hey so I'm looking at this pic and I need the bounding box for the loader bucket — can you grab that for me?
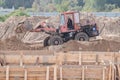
[15,21,33,33]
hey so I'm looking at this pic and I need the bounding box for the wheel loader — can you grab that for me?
[17,11,99,46]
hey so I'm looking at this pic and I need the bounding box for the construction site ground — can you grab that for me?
[0,36,119,52]
[0,13,120,80]
[0,13,120,52]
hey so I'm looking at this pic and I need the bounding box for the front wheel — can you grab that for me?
[44,36,50,47]
[48,36,63,46]
[75,32,89,41]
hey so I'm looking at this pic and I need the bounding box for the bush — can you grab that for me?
[104,4,116,12]
[112,8,120,12]
[0,9,29,22]
[0,16,6,22]
[8,9,29,17]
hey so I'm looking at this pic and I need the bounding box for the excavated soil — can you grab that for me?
[0,36,44,50]
[60,40,120,52]
[0,36,119,52]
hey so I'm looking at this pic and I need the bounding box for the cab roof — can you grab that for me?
[61,11,78,15]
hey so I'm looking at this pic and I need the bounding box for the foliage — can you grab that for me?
[105,4,116,12]
[56,1,70,12]
[112,8,120,12]
[82,0,107,12]
[0,9,29,22]
[0,0,4,6]
[3,0,34,9]
[1,0,120,12]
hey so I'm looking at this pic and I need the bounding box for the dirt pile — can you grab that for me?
[0,36,43,50]
[0,16,51,45]
[0,36,119,52]
[54,39,120,52]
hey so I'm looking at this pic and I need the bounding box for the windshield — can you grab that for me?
[74,12,80,23]
[60,14,65,25]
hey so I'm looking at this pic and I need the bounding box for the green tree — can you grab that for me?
[77,0,84,7]
[106,0,120,8]
[3,0,34,9]
[0,0,3,6]
[83,0,107,12]
[56,1,70,12]
[54,0,62,4]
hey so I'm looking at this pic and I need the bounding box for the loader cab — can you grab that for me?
[60,11,80,33]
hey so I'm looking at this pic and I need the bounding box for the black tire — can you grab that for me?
[48,36,63,45]
[44,36,50,47]
[75,32,89,41]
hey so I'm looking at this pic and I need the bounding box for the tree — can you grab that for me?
[0,0,3,6]
[3,0,34,9]
[54,0,62,4]
[83,0,107,12]
[56,1,70,12]
[77,0,84,7]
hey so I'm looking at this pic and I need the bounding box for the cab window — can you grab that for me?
[60,14,65,25]
[74,13,80,23]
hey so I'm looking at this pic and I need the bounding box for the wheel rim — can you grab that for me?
[54,40,60,45]
[79,37,85,41]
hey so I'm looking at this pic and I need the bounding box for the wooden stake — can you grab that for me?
[82,66,85,80]
[114,65,116,80]
[117,64,120,80]
[60,67,63,80]
[108,63,112,80]
[96,54,98,65]
[54,66,57,80]
[79,53,82,65]
[112,64,114,80]
[24,69,27,80]
[6,66,9,80]
[46,66,49,80]
[102,67,106,80]
[20,52,23,66]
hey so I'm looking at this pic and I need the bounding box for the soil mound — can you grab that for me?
[59,39,120,52]
[0,36,42,50]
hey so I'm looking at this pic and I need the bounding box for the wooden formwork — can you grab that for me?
[55,51,120,65]
[0,51,120,80]
[0,51,120,66]
[0,65,119,80]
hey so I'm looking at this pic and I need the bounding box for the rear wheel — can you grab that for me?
[49,36,63,45]
[44,36,50,47]
[75,32,89,41]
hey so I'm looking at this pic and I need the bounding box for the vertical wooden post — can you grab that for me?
[24,69,27,80]
[118,64,120,79]
[64,54,67,65]
[112,63,114,80]
[114,52,117,64]
[54,65,57,80]
[82,66,85,80]
[109,62,112,80]
[60,67,63,80]
[6,66,9,80]
[102,67,106,80]
[96,54,98,65]
[20,52,23,66]
[46,66,49,80]
[114,65,116,80]
[79,53,82,65]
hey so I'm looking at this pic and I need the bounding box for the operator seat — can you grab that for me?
[67,18,74,30]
